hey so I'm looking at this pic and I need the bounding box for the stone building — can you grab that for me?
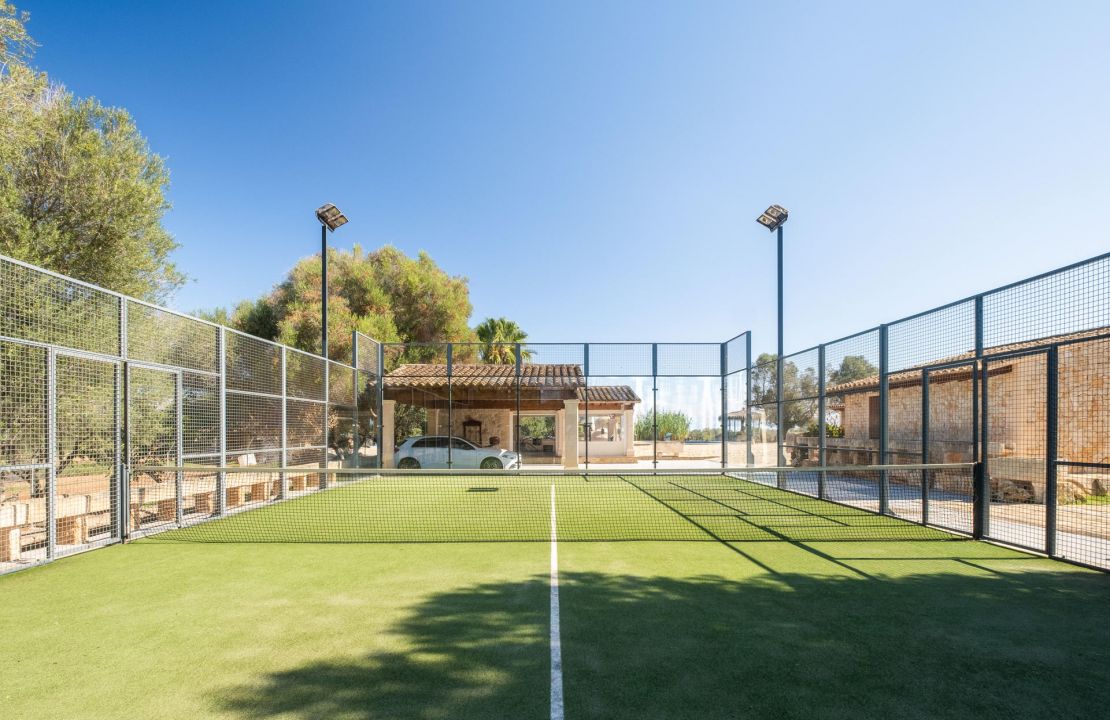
[818,330,1110,500]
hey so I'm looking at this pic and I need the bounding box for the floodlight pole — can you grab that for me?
[321,223,329,359]
[776,223,784,468]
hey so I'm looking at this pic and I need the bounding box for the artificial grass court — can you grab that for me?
[2,475,1109,719]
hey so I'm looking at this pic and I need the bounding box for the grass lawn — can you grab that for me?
[1,475,1108,719]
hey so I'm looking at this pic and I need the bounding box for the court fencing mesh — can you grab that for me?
[3,250,1110,572]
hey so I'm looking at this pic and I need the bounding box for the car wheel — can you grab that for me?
[480,457,503,470]
[397,457,420,469]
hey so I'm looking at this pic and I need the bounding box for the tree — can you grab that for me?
[1,1,33,70]
[634,409,692,441]
[208,245,475,363]
[195,298,280,341]
[749,353,819,433]
[828,355,877,386]
[474,317,533,364]
[0,3,184,302]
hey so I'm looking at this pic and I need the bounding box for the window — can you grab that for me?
[451,438,474,450]
[868,396,880,440]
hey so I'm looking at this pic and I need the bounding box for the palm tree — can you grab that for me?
[474,317,533,364]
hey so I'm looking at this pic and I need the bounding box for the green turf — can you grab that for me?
[1069,493,1110,505]
[558,541,1110,720]
[0,542,549,720]
[149,473,953,544]
[2,474,1108,719]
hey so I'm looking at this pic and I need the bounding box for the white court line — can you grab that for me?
[550,483,565,720]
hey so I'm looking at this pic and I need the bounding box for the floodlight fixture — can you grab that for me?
[316,203,349,232]
[755,203,790,467]
[315,203,349,359]
[756,204,788,232]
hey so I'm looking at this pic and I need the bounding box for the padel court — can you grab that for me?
[2,467,1108,720]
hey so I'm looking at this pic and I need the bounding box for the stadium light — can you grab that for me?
[757,204,788,468]
[315,203,348,358]
[756,204,788,232]
[316,203,348,231]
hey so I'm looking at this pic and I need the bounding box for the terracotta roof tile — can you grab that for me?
[576,386,640,403]
[825,325,1109,394]
[385,363,583,389]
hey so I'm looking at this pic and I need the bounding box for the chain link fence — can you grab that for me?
[0,255,377,573]
[3,250,1110,572]
[756,251,1110,569]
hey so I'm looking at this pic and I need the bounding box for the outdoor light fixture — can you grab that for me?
[315,203,349,231]
[315,203,348,360]
[756,203,789,468]
[756,204,788,232]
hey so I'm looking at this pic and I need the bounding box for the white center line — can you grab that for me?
[550,483,565,720]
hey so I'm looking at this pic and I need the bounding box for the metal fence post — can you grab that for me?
[1045,347,1059,557]
[817,343,826,499]
[776,354,784,469]
[745,332,754,466]
[972,360,990,540]
[720,342,728,468]
[515,343,523,461]
[321,351,329,489]
[117,297,127,542]
[446,343,453,468]
[978,357,989,538]
[46,348,57,560]
[583,343,590,470]
[651,343,658,470]
[217,327,227,516]
[351,331,360,468]
[120,363,131,541]
[279,347,288,498]
[878,324,889,514]
[974,295,985,534]
[175,372,184,527]
[376,342,385,469]
[921,370,930,526]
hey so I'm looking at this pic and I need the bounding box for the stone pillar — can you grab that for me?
[382,400,396,468]
[555,409,564,456]
[563,400,579,469]
[624,408,634,458]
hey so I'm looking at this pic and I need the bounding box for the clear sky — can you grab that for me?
[18,0,1110,359]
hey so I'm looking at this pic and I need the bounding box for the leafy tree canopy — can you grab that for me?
[203,245,477,363]
[0,2,183,302]
[474,317,532,364]
[828,355,878,385]
[748,352,877,432]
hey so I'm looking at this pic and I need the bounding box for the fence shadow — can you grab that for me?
[214,566,1110,720]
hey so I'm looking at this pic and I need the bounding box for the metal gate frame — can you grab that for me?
[49,348,124,558]
[123,362,184,539]
[980,347,1053,555]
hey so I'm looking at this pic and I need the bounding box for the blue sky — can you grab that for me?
[19,0,1110,359]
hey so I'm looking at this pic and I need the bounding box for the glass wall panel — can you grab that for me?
[382,344,450,470]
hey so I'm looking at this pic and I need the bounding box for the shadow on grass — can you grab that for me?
[215,564,1110,720]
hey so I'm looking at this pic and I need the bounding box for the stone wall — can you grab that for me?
[986,354,1046,459]
[843,375,975,454]
[428,409,513,449]
[1059,337,1110,465]
[842,393,870,441]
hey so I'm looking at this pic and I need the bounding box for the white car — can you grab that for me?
[394,436,521,470]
